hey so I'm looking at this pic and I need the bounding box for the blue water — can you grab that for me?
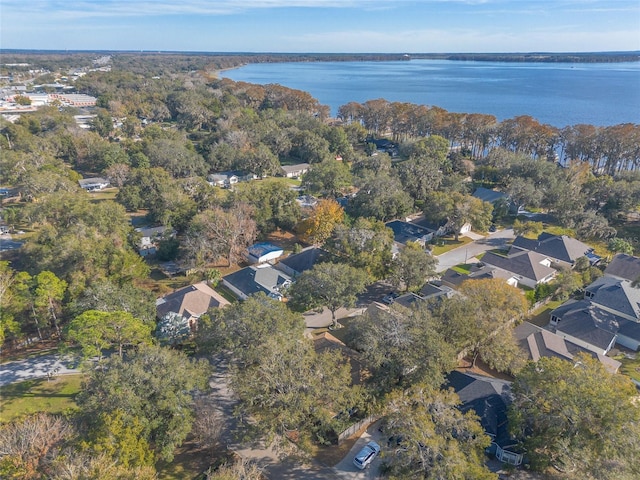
[221,60,640,127]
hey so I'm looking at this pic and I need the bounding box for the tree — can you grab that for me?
[0,413,72,480]
[346,303,457,392]
[348,173,414,222]
[302,159,352,198]
[182,205,257,268]
[390,241,438,292]
[77,345,210,462]
[205,458,263,480]
[509,354,640,479]
[32,271,67,337]
[296,199,344,245]
[382,384,496,480]
[328,218,394,280]
[608,237,634,255]
[425,192,493,241]
[288,262,369,329]
[197,293,305,365]
[436,279,528,371]
[65,310,153,359]
[512,219,543,237]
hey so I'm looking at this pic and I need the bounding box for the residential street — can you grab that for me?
[0,353,80,387]
[435,228,515,273]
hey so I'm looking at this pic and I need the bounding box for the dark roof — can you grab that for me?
[511,233,591,264]
[393,292,423,308]
[441,265,503,288]
[410,216,448,232]
[472,187,508,204]
[418,283,454,300]
[444,371,513,447]
[514,322,621,373]
[587,276,640,319]
[482,250,555,282]
[386,220,433,244]
[552,302,619,351]
[223,265,291,298]
[276,247,330,276]
[604,253,640,282]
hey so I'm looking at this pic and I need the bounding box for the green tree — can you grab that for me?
[425,192,493,241]
[512,219,543,237]
[328,218,394,280]
[608,237,634,254]
[302,159,352,198]
[32,271,67,337]
[436,279,527,371]
[288,262,369,329]
[390,241,438,292]
[348,173,414,221]
[65,310,153,359]
[346,303,457,392]
[509,354,640,479]
[77,345,210,462]
[382,384,496,480]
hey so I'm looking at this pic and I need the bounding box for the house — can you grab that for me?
[418,282,455,301]
[510,233,594,268]
[78,177,110,191]
[275,246,330,277]
[410,215,455,238]
[246,242,284,264]
[604,253,640,282]
[280,163,310,178]
[207,172,238,188]
[222,265,292,301]
[550,276,640,353]
[313,332,363,386]
[385,220,434,256]
[514,322,621,373]
[482,250,557,288]
[445,371,523,466]
[155,282,230,341]
[441,265,515,289]
[135,225,174,257]
[472,187,523,214]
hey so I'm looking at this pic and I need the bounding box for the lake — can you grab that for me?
[221,59,640,128]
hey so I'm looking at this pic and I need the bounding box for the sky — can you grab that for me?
[2,0,639,53]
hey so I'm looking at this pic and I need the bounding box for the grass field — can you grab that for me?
[431,236,473,256]
[0,374,83,423]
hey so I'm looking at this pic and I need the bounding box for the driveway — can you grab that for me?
[0,353,80,386]
[435,228,514,273]
[333,419,385,479]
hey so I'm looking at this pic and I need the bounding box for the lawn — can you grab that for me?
[451,264,472,274]
[527,300,562,327]
[0,374,83,423]
[613,352,640,383]
[430,236,473,256]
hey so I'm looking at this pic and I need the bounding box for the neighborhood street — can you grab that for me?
[0,353,80,387]
[435,228,515,273]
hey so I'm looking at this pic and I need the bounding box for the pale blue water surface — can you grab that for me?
[221,60,640,127]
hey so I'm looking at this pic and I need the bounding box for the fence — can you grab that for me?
[337,415,379,445]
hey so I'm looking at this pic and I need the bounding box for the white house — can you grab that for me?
[281,163,310,178]
[78,177,110,191]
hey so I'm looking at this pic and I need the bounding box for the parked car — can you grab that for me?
[353,441,381,470]
[489,224,497,232]
[381,291,400,305]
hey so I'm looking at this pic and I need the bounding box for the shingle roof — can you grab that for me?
[587,276,640,319]
[223,265,292,298]
[281,163,310,174]
[482,250,555,283]
[514,322,621,373]
[552,302,619,351]
[604,253,640,282]
[386,220,433,244]
[156,282,229,320]
[511,234,591,264]
[276,247,330,276]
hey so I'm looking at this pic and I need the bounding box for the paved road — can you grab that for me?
[435,228,515,273]
[0,353,80,386]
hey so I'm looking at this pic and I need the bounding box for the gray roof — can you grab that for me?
[511,233,592,264]
[78,177,109,187]
[276,247,330,276]
[418,282,454,300]
[223,265,292,298]
[281,163,310,174]
[482,250,555,283]
[156,282,229,320]
[552,302,619,351]
[604,253,640,282]
[472,187,508,204]
[587,276,640,319]
[514,322,621,373]
[386,220,433,244]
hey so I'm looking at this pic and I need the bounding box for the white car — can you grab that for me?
[353,440,381,470]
